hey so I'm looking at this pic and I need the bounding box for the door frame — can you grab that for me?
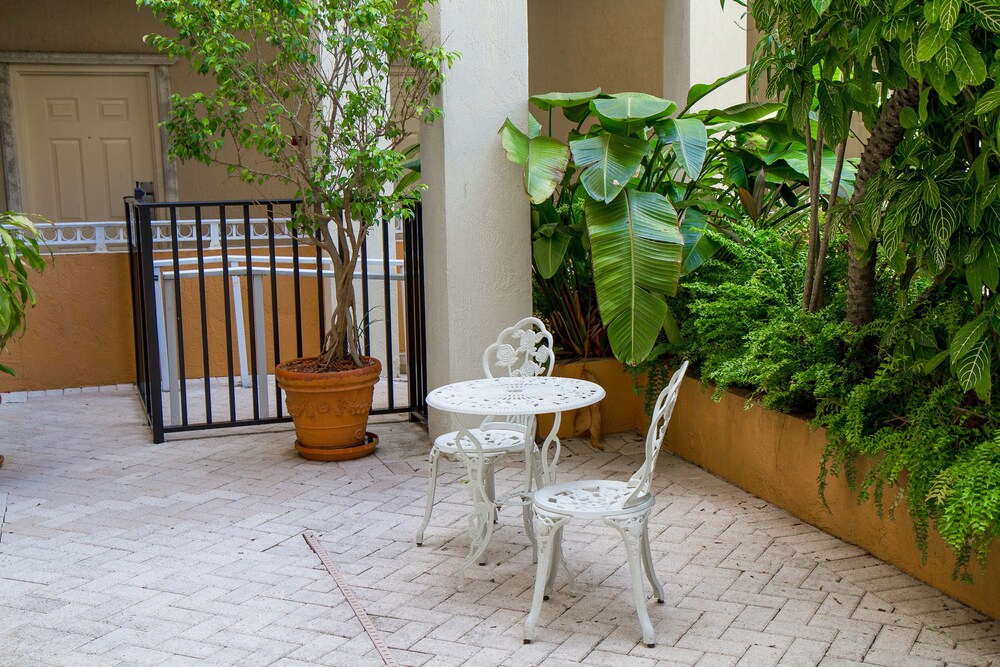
[0,53,176,214]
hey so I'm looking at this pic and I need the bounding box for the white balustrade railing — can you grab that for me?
[5,218,297,254]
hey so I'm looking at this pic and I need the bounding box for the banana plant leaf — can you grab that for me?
[655,118,708,180]
[679,208,720,276]
[499,119,571,204]
[570,133,649,204]
[585,189,683,365]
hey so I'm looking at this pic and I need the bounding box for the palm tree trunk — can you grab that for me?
[845,78,920,326]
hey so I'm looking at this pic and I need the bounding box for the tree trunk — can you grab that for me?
[845,78,920,326]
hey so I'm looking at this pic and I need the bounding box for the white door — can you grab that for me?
[12,66,162,222]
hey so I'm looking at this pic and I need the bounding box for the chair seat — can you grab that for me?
[532,479,653,519]
[433,428,528,455]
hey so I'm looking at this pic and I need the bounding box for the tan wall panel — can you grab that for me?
[0,253,135,390]
[0,251,326,392]
[528,0,663,95]
[528,0,663,138]
[667,377,1000,620]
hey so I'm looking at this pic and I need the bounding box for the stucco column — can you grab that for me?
[663,1,747,110]
[420,1,532,437]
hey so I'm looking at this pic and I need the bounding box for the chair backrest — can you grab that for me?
[624,360,689,507]
[482,316,555,379]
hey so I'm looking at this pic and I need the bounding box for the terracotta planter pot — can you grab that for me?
[275,356,381,461]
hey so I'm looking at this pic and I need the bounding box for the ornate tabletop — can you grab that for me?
[426,376,605,416]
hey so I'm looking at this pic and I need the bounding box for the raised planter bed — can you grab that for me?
[536,357,645,440]
[666,376,1000,620]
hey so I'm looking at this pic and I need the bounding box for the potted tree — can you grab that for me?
[0,212,48,468]
[142,0,456,460]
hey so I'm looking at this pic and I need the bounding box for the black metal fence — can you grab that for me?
[125,198,427,443]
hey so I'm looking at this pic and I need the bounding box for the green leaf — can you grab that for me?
[498,118,528,166]
[528,114,542,139]
[937,40,960,70]
[702,102,784,123]
[529,88,602,111]
[525,136,570,204]
[585,189,684,365]
[655,118,708,180]
[923,349,951,374]
[965,0,1000,32]
[685,66,750,110]
[592,92,676,124]
[939,0,961,29]
[680,209,720,275]
[953,39,988,86]
[532,228,572,279]
[662,305,681,344]
[975,87,1000,114]
[917,22,951,62]
[901,39,923,79]
[951,314,990,362]
[811,0,833,14]
[570,134,650,204]
[955,338,992,399]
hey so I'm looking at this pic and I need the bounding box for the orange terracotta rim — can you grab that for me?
[294,432,379,462]
[275,355,381,381]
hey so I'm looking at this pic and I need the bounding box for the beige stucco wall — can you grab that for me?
[528,0,664,97]
[0,0,289,204]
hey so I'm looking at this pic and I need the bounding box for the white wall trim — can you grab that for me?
[0,52,173,66]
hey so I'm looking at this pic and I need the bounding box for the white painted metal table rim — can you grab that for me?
[426,376,605,414]
[426,376,604,589]
[426,376,605,481]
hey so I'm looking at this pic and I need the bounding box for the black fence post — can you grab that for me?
[137,203,165,443]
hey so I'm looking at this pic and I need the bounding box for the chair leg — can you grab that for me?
[415,448,441,546]
[522,447,539,564]
[543,525,562,598]
[486,461,498,525]
[641,522,665,603]
[458,455,494,591]
[524,509,569,644]
[606,514,656,647]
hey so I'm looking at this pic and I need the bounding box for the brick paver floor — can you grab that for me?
[0,388,998,666]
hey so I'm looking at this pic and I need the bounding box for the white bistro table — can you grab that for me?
[426,376,605,588]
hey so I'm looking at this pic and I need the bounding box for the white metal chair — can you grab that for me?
[523,360,688,648]
[415,317,555,556]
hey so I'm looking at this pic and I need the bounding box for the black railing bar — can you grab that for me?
[169,206,189,427]
[267,203,283,418]
[138,204,166,442]
[219,206,238,422]
[194,205,213,424]
[124,202,143,392]
[360,224,371,357]
[243,203,262,421]
[291,201,303,359]
[417,205,428,414]
[380,215,394,409]
[316,239,326,351]
[403,210,417,416]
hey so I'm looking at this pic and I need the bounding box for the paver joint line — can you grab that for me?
[303,530,399,667]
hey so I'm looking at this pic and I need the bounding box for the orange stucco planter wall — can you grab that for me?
[0,252,324,392]
[536,358,646,438]
[667,376,1000,620]
[0,253,135,391]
